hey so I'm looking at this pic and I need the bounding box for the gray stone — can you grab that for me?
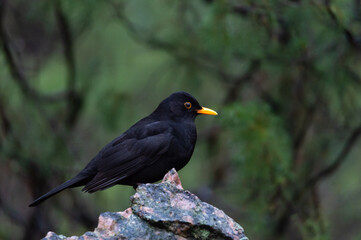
[43,169,248,240]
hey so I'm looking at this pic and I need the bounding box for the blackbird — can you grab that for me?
[29,91,217,207]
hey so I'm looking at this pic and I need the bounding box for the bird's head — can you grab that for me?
[153,91,218,121]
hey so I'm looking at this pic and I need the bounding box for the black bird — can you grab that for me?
[29,91,217,207]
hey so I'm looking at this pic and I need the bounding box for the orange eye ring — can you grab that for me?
[184,102,192,109]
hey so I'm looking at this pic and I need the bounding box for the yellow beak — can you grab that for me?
[197,107,218,115]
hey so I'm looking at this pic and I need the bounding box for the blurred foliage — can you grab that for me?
[223,102,292,201]
[0,0,361,240]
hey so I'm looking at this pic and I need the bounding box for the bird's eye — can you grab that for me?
[184,102,192,109]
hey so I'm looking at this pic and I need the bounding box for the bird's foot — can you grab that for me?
[133,183,141,190]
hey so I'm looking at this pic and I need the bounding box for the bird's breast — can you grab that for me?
[166,122,196,169]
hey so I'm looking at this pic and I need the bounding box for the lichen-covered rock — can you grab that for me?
[43,169,248,240]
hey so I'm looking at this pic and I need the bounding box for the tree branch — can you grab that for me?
[224,59,260,104]
[292,103,317,168]
[307,124,361,187]
[55,1,83,127]
[0,96,11,138]
[275,124,361,234]
[325,0,361,50]
[0,0,67,103]
[111,1,246,84]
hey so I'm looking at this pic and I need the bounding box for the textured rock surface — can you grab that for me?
[43,169,248,240]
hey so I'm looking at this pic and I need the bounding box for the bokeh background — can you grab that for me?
[1,0,361,239]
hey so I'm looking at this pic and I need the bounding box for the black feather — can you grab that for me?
[29,92,216,207]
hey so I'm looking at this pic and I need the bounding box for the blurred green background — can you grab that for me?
[1,0,361,239]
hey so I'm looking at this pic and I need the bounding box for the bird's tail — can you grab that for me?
[28,175,90,207]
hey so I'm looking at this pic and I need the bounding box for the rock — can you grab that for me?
[43,169,248,240]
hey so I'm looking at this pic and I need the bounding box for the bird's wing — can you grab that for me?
[82,121,172,193]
